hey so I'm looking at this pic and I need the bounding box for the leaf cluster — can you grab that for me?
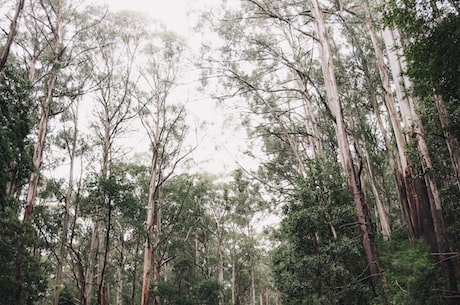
[374,237,443,305]
[272,157,371,305]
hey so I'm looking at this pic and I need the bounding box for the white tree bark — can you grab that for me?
[52,104,80,305]
[24,0,63,220]
[312,0,381,286]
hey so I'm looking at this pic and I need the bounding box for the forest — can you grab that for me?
[0,0,459,304]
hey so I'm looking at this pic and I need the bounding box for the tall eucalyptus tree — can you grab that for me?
[83,10,146,305]
[383,0,460,299]
[203,0,383,289]
[23,0,66,222]
[137,26,192,305]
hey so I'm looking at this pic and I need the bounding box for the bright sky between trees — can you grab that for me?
[90,0,258,175]
[95,0,213,35]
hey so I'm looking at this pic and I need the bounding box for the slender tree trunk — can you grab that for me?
[52,105,79,305]
[85,223,100,305]
[97,200,112,305]
[141,144,159,305]
[0,0,25,71]
[355,138,392,238]
[130,237,140,305]
[296,72,324,158]
[247,85,306,174]
[282,26,323,158]
[24,0,62,221]
[275,291,281,305]
[216,222,224,305]
[95,108,113,305]
[366,159,392,238]
[312,0,381,288]
[153,197,162,305]
[250,267,256,305]
[249,226,256,305]
[231,237,237,305]
[116,237,125,305]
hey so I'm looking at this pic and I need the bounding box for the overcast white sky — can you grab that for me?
[87,0,260,176]
[94,0,212,35]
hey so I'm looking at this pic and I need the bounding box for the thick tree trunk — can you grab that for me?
[408,93,458,299]
[384,24,458,299]
[0,0,25,71]
[24,106,50,221]
[312,0,381,287]
[364,1,430,241]
[434,95,460,190]
[382,29,412,130]
[24,0,62,221]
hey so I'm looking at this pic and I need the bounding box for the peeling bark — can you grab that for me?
[312,0,381,287]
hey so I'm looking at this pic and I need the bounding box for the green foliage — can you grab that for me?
[58,285,78,305]
[155,278,222,305]
[193,278,222,305]
[373,238,443,305]
[272,157,371,305]
[0,203,49,305]
[385,1,460,142]
[385,3,460,282]
[0,59,34,200]
[0,58,47,305]
[155,282,194,305]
